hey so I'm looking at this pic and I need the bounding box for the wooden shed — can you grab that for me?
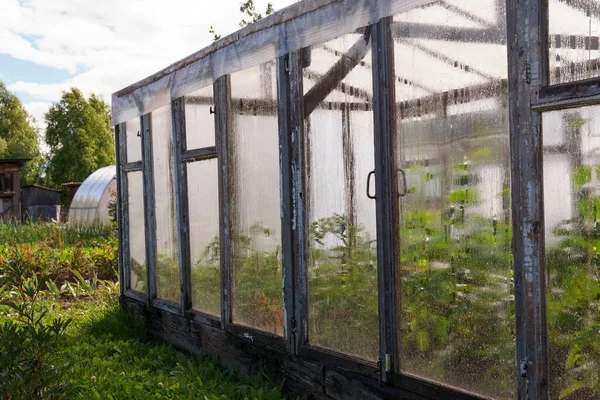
[0,159,27,222]
[21,185,61,222]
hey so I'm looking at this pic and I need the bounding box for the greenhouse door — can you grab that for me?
[296,31,384,367]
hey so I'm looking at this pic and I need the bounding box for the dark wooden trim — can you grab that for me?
[115,123,127,295]
[535,78,600,111]
[277,53,297,354]
[123,161,143,172]
[141,113,158,304]
[152,298,182,315]
[372,16,399,383]
[215,75,233,330]
[124,289,148,303]
[187,309,222,330]
[181,147,218,162]
[289,51,308,355]
[172,98,191,315]
[506,0,549,398]
[298,345,378,380]
[228,323,287,350]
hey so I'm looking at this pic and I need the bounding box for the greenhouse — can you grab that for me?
[68,166,116,225]
[112,0,600,398]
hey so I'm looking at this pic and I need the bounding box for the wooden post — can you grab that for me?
[506,0,549,397]
[141,113,158,304]
[215,75,233,330]
[371,16,399,383]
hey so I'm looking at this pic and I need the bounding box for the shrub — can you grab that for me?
[0,250,74,399]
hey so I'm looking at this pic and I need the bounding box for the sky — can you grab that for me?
[0,0,296,148]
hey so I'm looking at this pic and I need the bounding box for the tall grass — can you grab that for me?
[0,221,116,247]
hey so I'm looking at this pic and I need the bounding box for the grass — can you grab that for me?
[0,221,116,247]
[0,296,286,400]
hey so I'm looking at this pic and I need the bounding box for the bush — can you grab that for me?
[0,251,74,399]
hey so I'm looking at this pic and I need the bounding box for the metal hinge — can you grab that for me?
[284,57,290,75]
[525,61,531,84]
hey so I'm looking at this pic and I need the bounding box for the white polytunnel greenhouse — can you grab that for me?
[68,166,116,225]
[112,0,600,399]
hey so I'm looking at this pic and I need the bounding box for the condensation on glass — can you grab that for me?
[187,159,221,315]
[549,0,600,85]
[303,33,378,361]
[128,170,146,293]
[185,85,215,150]
[126,117,142,162]
[542,106,600,400]
[393,1,515,398]
[152,105,180,304]
[229,62,283,335]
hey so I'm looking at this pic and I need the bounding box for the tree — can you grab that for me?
[0,82,44,184]
[44,88,114,187]
[209,0,274,40]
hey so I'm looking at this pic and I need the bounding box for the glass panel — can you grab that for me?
[304,33,378,361]
[230,62,283,335]
[187,158,221,315]
[152,105,180,304]
[393,2,515,398]
[185,85,215,150]
[549,0,600,85]
[128,170,146,292]
[126,117,142,162]
[543,106,600,400]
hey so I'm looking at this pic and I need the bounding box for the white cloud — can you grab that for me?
[2,0,297,128]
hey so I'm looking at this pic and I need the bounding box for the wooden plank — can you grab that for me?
[391,22,506,45]
[172,98,191,314]
[181,147,217,162]
[214,75,233,330]
[535,78,600,111]
[289,51,309,355]
[122,161,143,172]
[115,123,128,295]
[141,113,158,304]
[506,0,549,398]
[304,30,372,116]
[277,53,297,353]
[371,16,399,384]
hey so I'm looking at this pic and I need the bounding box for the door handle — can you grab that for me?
[398,169,407,197]
[367,170,376,199]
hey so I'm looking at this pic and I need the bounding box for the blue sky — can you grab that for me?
[0,0,296,144]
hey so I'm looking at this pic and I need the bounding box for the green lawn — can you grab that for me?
[0,296,285,400]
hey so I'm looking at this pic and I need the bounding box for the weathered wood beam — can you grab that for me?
[439,0,493,27]
[317,43,435,93]
[141,113,158,304]
[557,0,600,20]
[506,0,549,398]
[391,22,506,45]
[303,29,372,117]
[400,38,496,80]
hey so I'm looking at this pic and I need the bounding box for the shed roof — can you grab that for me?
[21,185,61,193]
